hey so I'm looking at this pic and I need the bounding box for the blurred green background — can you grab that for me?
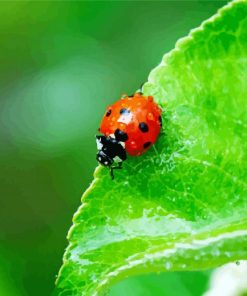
[0,1,227,295]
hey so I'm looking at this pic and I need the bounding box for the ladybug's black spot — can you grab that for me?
[120,108,130,115]
[114,129,128,142]
[139,122,149,133]
[143,141,151,149]
[105,109,111,117]
[158,115,162,127]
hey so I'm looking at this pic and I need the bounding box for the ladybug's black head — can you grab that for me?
[96,150,113,167]
[96,134,127,166]
[96,134,127,179]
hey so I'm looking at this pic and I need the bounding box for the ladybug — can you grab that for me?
[96,92,162,179]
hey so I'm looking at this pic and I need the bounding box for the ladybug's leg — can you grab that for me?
[109,167,114,180]
[121,94,128,99]
[158,115,165,135]
[116,162,123,169]
[137,82,144,95]
[109,162,123,180]
[128,82,144,97]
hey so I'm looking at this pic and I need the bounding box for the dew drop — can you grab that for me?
[165,261,172,270]
[130,141,137,149]
[147,112,154,121]
[212,249,220,257]
[225,251,231,258]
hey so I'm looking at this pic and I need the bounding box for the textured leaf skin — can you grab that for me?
[56,1,247,295]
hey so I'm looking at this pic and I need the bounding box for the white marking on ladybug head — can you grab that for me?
[113,156,123,163]
[119,142,125,148]
[96,138,103,150]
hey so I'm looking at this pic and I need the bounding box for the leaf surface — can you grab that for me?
[56,1,247,295]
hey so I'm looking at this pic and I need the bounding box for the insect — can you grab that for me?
[96,92,162,179]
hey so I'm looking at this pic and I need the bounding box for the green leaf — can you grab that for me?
[56,1,247,295]
[109,270,211,296]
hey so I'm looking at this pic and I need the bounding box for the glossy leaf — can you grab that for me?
[56,1,247,295]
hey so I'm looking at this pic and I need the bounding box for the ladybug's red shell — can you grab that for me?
[100,93,162,156]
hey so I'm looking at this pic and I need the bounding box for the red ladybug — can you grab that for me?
[96,92,162,179]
